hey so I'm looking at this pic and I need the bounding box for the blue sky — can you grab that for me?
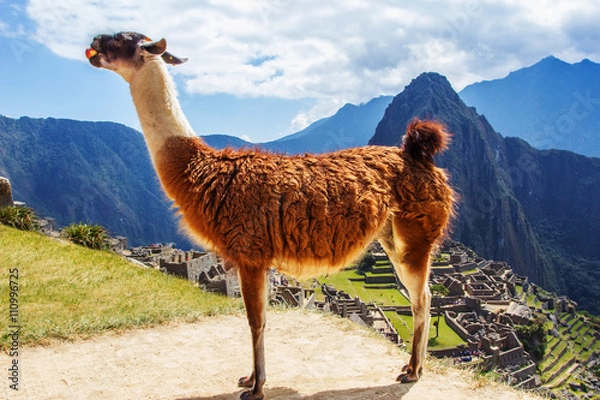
[1,0,600,143]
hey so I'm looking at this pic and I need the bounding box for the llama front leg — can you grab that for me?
[237,266,268,400]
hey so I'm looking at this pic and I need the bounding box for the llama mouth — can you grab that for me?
[86,47,102,68]
[85,48,98,59]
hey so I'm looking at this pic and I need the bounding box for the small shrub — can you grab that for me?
[356,251,376,275]
[62,223,110,250]
[0,205,39,231]
[430,283,450,296]
[514,316,548,361]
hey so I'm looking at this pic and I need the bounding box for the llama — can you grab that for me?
[87,32,455,400]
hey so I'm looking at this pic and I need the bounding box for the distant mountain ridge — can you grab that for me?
[0,115,191,248]
[263,96,392,154]
[201,134,253,150]
[460,56,600,157]
[370,72,600,313]
[202,96,392,154]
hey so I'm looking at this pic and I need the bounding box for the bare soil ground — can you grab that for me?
[2,310,539,400]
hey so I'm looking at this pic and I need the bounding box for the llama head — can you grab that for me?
[86,31,187,81]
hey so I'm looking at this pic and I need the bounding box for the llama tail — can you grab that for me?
[402,118,451,163]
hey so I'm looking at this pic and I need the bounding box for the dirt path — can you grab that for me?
[2,310,538,400]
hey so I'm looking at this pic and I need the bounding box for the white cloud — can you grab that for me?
[290,97,346,132]
[23,0,600,129]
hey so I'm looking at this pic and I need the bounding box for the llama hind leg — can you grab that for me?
[379,218,433,382]
[396,256,431,382]
[237,266,268,400]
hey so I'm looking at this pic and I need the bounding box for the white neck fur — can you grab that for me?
[129,58,196,164]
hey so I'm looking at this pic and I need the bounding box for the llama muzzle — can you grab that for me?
[85,48,98,59]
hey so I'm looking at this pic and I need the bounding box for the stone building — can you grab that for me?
[318,285,400,345]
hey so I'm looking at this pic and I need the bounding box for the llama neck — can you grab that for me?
[129,59,197,164]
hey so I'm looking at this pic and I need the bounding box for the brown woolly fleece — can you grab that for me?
[155,119,454,279]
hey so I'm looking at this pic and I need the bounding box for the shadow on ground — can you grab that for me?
[178,382,415,399]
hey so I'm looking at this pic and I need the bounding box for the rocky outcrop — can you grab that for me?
[0,176,13,207]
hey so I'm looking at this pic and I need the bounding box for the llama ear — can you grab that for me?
[140,38,167,55]
[162,52,188,65]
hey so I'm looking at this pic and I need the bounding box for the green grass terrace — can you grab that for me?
[309,265,466,351]
[0,225,243,349]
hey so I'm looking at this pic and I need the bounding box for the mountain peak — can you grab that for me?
[403,72,457,97]
[369,72,468,146]
[538,55,565,64]
[406,72,462,105]
[459,55,600,157]
[536,55,599,69]
[531,55,570,71]
[411,71,453,86]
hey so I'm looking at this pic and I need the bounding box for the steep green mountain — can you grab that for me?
[369,73,600,313]
[0,115,192,248]
[501,138,600,310]
[459,56,600,157]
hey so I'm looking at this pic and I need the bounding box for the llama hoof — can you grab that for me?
[397,364,420,383]
[396,372,419,383]
[238,375,254,388]
[240,390,264,400]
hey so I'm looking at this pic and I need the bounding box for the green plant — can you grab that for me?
[514,316,548,361]
[432,319,440,339]
[428,336,439,346]
[0,205,39,231]
[430,284,450,296]
[62,223,111,250]
[433,303,442,339]
[356,251,376,275]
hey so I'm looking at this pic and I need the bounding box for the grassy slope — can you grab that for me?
[0,225,242,349]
